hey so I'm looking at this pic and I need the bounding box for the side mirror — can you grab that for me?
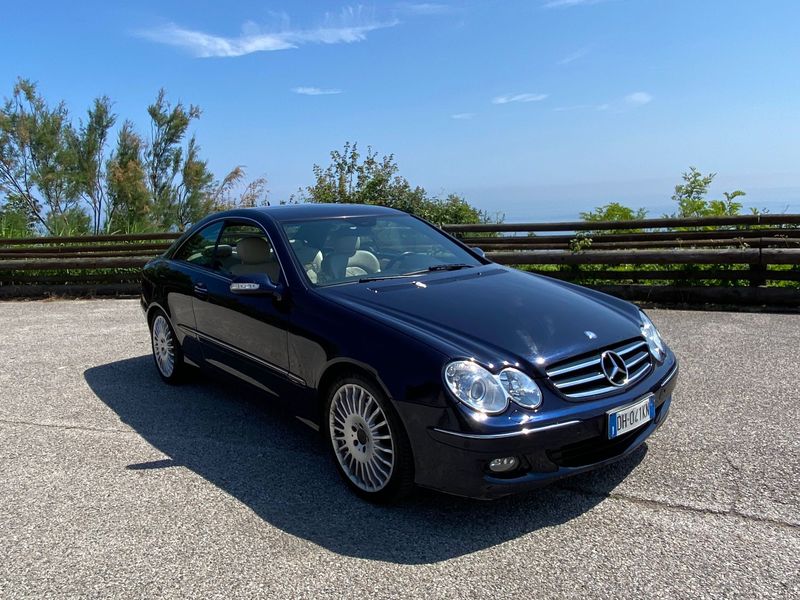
[471,247,486,258]
[229,274,283,300]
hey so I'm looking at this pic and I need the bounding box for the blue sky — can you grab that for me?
[2,0,799,220]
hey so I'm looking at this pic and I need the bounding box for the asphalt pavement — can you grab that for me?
[0,299,797,598]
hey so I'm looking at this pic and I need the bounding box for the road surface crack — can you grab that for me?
[558,483,798,532]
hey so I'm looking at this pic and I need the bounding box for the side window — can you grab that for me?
[173,222,224,268]
[217,223,281,282]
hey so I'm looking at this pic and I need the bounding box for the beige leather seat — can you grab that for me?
[348,250,380,274]
[321,233,380,281]
[230,237,280,281]
[290,239,323,283]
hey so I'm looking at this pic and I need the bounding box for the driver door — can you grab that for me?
[192,220,293,397]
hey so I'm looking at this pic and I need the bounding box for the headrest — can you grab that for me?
[237,237,270,264]
[332,234,360,256]
[215,244,233,258]
[202,244,232,258]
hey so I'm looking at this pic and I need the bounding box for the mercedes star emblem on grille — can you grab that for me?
[600,350,629,386]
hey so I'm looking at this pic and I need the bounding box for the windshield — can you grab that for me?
[281,214,483,286]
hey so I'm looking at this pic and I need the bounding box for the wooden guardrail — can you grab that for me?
[1,215,799,306]
[442,214,800,307]
[0,232,180,298]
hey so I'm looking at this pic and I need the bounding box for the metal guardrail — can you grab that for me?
[442,215,800,306]
[1,216,799,305]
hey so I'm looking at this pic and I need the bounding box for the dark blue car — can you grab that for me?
[141,204,678,501]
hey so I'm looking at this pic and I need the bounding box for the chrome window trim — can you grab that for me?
[432,420,580,440]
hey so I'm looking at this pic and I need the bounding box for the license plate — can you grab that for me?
[608,395,655,439]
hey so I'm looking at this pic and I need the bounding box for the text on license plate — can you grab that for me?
[608,395,655,439]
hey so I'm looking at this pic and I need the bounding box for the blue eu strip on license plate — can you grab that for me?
[608,395,655,439]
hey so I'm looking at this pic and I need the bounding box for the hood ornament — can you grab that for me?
[584,330,597,340]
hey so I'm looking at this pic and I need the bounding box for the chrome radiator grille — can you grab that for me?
[545,338,652,400]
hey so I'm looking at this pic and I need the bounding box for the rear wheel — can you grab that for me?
[325,375,414,502]
[149,310,186,384]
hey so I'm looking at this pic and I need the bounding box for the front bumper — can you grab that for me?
[414,359,678,499]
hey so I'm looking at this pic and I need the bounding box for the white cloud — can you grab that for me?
[625,92,653,106]
[292,87,343,96]
[397,3,451,15]
[491,93,548,105]
[137,7,398,58]
[543,0,611,8]
[558,48,588,65]
[450,112,476,120]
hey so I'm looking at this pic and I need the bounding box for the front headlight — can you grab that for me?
[640,310,666,363]
[444,361,542,414]
[498,369,543,409]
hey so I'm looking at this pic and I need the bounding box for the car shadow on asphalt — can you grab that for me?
[84,355,645,565]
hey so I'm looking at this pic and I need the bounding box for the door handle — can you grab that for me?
[193,282,208,299]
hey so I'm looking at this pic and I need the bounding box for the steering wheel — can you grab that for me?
[384,251,416,271]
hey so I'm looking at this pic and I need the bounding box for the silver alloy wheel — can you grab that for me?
[151,315,175,378]
[329,383,395,492]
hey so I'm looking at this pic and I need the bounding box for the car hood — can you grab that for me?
[321,266,643,375]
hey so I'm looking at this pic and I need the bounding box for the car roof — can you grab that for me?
[248,203,405,222]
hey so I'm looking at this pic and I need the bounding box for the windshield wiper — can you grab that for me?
[358,264,475,284]
[404,263,476,275]
[430,263,475,272]
[358,273,419,283]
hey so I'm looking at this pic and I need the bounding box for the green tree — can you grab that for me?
[671,167,716,217]
[580,202,648,233]
[0,202,33,237]
[144,90,215,230]
[300,142,494,225]
[0,78,84,234]
[173,136,215,229]
[0,81,245,236]
[707,190,746,217]
[66,96,116,234]
[106,121,151,233]
[669,167,746,218]
[45,205,92,236]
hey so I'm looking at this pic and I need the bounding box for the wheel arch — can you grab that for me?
[145,301,172,326]
[316,359,393,418]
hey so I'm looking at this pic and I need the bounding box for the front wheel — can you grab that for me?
[149,310,186,384]
[325,375,414,502]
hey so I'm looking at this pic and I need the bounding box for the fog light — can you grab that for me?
[488,456,519,473]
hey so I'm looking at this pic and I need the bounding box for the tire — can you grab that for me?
[324,374,415,503]
[148,309,186,384]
